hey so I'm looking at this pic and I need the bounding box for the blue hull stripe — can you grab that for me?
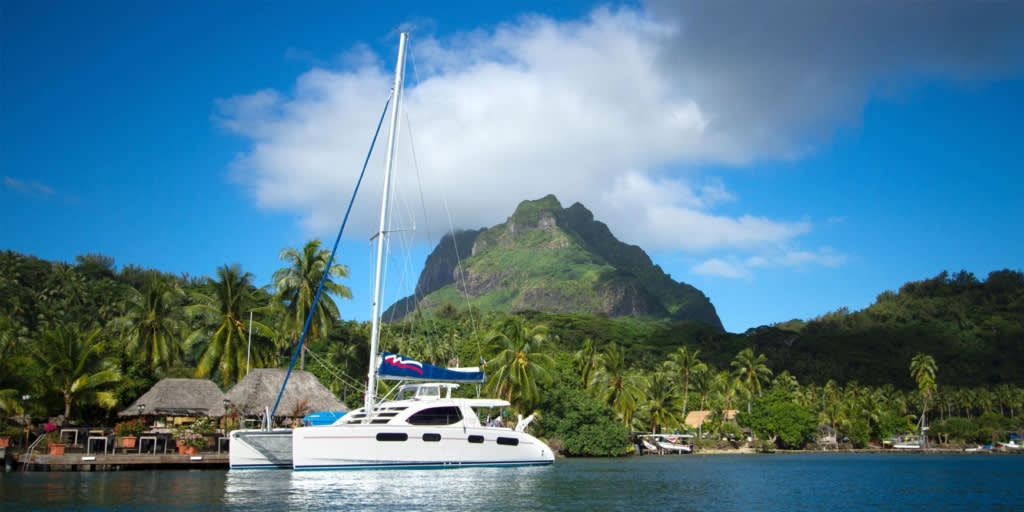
[230,464,292,470]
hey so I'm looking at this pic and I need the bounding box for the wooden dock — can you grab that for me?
[16,452,228,471]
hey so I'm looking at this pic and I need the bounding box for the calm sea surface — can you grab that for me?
[2,454,1022,511]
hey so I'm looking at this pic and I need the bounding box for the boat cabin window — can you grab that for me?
[396,383,458,401]
[406,406,463,426]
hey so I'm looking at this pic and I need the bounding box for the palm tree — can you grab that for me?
[327,341,363,402]
[109,277,188,373]
[731,348,773,413]
[772,371,800,393]
[187,265,276,386]
[993,384,1017,418]
[973,387,995,415]
[273,239,352,369]
[715,370,741,414]
[0,315,27,418]
[574,338,600,389]
[484,316,555,415]
[30,325,120,418]
[640,370,683,433]
[668,346,706,419]
[820,380,844,446]
[690,367,714,437]
[590,344,644,427]
[909,352,937,430]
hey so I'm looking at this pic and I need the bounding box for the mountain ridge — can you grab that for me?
[384,195,723,330]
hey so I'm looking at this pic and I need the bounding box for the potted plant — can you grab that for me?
[42,431,67,456]
[173,425,208,455]
[114,419,146,449]
[190,416,217,447]
[0,424,21,448]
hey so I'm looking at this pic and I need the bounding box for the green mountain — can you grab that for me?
[384,195,723,330]
[739,269,1024,387]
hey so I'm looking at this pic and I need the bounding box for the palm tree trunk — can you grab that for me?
[698,395,707,440]
[682,372,690,418]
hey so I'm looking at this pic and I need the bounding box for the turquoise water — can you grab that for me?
[2,454,1022,511]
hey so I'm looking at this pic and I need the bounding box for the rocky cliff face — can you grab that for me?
[384,195,724,331]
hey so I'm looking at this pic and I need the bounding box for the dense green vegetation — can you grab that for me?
[2,246,1022,454]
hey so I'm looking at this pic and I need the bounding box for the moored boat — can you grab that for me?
[292,380,553,470]
[289,31,554,470]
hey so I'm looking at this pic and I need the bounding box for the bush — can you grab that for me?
[189,416,216,435]
[738,388,816,450]
[753,439,775,452]
[933,417,974,444]
[0,424,22,438]
[536,385,632,456]
[875,413,914,440]
[172,418,215,449]
[845,418,871,448]
[41,431,64,447]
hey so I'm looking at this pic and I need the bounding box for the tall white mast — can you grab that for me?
[365,31,408,417]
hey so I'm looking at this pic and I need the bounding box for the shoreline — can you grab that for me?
[686,447,1021,455]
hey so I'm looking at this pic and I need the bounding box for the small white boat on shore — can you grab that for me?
[998,440,1023,451]
[641,434,693,454]
[887,434,925,449]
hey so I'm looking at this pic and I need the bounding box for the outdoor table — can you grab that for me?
[59,429,79,446]
[86,435,108,454]
[138,434,159,454]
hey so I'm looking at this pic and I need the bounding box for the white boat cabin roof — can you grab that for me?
[332,382,511,427]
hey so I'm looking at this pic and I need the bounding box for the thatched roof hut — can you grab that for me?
[118,378,227,417]
[684,410,738,429]
[225,369,348,418]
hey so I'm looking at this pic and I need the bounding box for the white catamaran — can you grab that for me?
[234,31,553,470]
[292,353,553,469]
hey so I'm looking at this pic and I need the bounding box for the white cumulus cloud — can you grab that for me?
[217,2,1021,275]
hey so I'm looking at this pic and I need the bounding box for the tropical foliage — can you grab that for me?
[272,239,352,360]
[484,316,555,414]
[108,277,188,372]
[1,248,1022,455]
[186,264,276,386]
[30,325,120,418]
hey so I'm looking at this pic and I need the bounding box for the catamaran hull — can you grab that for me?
[228,429,294,470]
[292,425,554,470]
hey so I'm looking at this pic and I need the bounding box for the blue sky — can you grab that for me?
[2,1,1022,333]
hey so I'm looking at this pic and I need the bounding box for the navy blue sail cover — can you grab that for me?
[378,352,485,383]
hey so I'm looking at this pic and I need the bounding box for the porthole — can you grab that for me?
[376,432,408,442]
[467,435,484,444]
[422,433,441,442]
